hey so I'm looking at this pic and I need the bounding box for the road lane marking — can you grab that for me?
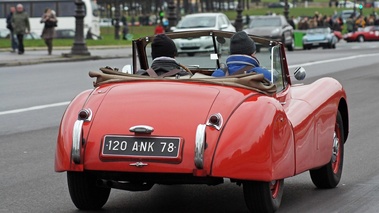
[0,101,70,116]
[2,52,379,116]
[289,53,379,68]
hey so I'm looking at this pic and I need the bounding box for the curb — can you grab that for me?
[0,45,131,52]
[0,54,130,67]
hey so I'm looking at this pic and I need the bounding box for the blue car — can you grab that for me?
[302,27,338,50]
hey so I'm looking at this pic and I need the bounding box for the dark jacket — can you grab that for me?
[6,12,13,30]
[12,11,30,35]
[136,57,190,77]
[212,55,274,81]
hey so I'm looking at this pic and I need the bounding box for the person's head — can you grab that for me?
[230,31,256,56]
[10,6,16,13]
[45,8,51,13]
[16,4,23,12]
[151,34,177,59]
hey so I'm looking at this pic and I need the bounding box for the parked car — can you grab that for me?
[55,30,349,213]
[302,27,339,49]
[24,32,41,40]
[338,0,360,8]
[0,30,40,39]
[268,2,294,8]
[244,15,294,51]
[171,13,236,56]
[55,29,75,39]
[343,25,379,42]
[332,10,359,23]
[99,18,112,27]
[0,29,9,38]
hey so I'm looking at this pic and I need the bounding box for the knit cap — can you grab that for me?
[230,31,256,55]
[151,34,177,59]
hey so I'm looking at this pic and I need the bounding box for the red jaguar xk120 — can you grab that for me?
[55,30,349,212]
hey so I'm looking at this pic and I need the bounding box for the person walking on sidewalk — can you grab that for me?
[40,8,57,55]
[11,4,30,55]
[6,6,18,53]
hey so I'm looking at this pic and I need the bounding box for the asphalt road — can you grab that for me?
[1,42,379,213]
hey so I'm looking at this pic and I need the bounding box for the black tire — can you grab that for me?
[67,171,111,210]
[310,111,344,189]
[243,179,284,213]
[357,35,365,42]
[286,39,294,51]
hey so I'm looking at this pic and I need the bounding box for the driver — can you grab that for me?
[136,34,191,77]
[211,31,273,81]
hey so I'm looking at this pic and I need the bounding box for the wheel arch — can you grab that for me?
[338,98,349,142]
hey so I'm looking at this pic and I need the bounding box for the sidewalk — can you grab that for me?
[0,45,132,67]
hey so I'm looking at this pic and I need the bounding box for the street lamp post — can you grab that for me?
[284,0,289,20]
[167,0,177,32]
[234,0,243,32]
[68,0,90,56]
[114,0,120,40]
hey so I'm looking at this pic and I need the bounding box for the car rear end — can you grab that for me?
[55,80,260,184]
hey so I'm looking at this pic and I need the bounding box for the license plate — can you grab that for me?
[180,42,199,47]
[102,135,181,158]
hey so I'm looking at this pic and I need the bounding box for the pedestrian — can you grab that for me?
[154,23,165,34]
[6,6,18,53]
[11,4,30,55]
[40,8,57,55]
[121,14,129,40]
[346,14,355,32]
[288,16,296,29]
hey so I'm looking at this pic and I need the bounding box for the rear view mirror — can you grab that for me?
[294,67,306,81]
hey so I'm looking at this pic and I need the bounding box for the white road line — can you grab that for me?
[0,101,70,116]
[288,52,379,69]
[2,52,379,116]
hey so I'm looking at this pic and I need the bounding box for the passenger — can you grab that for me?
[136,34,191,77]
[212,31,273,81]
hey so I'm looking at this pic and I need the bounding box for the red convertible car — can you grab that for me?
[55,30,349,212]
[343,25,379,42]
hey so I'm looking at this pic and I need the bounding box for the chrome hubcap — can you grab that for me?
[332,132,339,163]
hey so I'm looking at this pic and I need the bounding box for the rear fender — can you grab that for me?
[55,86,109,172]
[211,95,295,181]
[55,90,91,172]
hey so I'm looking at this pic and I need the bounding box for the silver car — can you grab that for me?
[172,13,236,56]
[244,15,294,51]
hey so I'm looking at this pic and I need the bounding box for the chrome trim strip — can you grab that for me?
[206,113,223,130]
[130,162,148,167]
[195,124,206,169]
[129,125,154,133]
[72,120,84,164]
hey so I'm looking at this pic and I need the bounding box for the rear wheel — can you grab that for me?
[310,111,344,188]
[243,179,284,213]
[67,171,111,210]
